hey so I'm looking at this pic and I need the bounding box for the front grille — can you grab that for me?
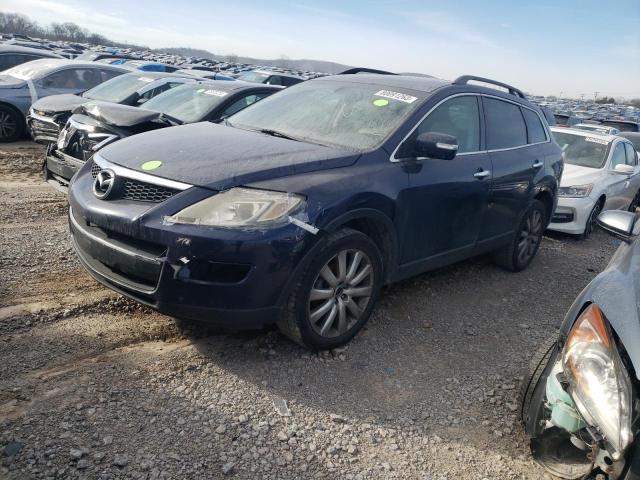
[90,160,180,203]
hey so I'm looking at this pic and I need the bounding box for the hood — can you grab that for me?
[99,122,359,190]
[74,101,170,128]
[560,163,602,187]
[0,75,26,89]
[32,94,85,114]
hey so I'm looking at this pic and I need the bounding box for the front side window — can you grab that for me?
[552,131,609,169]
[44,68,97,89]
[484,97,527,150]
[406,95,480,154]
[522,108,547,144]
[624,143,637,166]
[609,143,627,169]
[221,92,272,117]
[228,80,424,151]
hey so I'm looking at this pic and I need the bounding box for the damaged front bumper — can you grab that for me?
[530,357,637,479]
[68,164,320,328]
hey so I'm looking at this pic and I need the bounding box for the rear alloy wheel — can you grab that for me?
[493,200,546,272]
[0,106,23,142]
[278,228,383,350]
[580,200,603,240]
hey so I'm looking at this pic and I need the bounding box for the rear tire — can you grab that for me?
[0,105,24,142]
[277,228,383,350]
[493,200,546,272]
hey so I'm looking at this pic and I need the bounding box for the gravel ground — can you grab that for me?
[0,142,619,479]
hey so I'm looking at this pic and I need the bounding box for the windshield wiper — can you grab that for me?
[258,128,301,142]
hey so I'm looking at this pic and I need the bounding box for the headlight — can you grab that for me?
[166,187,303,227]
[558,184,593,198]
[562,304,633,455]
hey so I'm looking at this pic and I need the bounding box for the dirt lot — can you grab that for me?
[0,142,619,479]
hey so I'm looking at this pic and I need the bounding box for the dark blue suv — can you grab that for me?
[68,72,563,350]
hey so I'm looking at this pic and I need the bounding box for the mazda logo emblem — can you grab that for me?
[93,169,116,199]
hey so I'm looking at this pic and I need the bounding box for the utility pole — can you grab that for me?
[594,91,599,102]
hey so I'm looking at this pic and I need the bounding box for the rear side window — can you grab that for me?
[413,95,480,153]
[44,68,97,89]
[522,108,547,144]
[484,97,527,149]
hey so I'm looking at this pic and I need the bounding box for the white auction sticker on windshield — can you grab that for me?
[374,90,418,104]
[585,137,608,145]
[203,89,228,97]
[138,77,154,83]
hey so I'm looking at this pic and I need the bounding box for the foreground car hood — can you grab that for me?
[560,163,602,187]
[98,122,359,190]
[75,101,167,128]
[32,93,84,114]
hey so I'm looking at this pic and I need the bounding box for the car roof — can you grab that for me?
[0,45,63,57]
[251,69,305,80]
[7,58,128,72]
[551,126,620,143]
[314,73,449,94]
[121,71,197,80]
[184,79,281,92]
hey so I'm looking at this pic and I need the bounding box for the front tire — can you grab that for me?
[579,199,603,240]
[493,200,546,272]
[277,228,383,350]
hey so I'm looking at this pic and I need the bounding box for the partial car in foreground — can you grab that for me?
[68,73,562,350]
[28,71,200,144]
[45,80,279,190]
[521,209,640,480]
[0,59,127,141]
[548,127,640,238]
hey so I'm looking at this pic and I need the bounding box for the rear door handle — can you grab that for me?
[532,160,544,168]
[474,170,490,179]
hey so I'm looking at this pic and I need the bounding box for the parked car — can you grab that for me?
[0,59,127,142]
[548,127,640,238]
[0,45,62,72]
[120,60,179,73]
[175,69,235,81]
[539,106,556,126]
[574,123,620,135]
[75,51,139,62]
[554,113,582,127]
[46,81,279,190]
[238,69,304,86]
[602,120,640,133]
[67,73,562,350]
[520,209,640,480]
[28,71,200,144]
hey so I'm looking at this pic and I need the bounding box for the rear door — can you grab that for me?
[397,94,492,263]
[480,96,539,240]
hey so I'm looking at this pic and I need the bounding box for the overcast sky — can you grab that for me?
[5,0,640,97]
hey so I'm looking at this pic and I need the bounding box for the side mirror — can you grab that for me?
[414,132,458,160]
[596,210,637,242]
[614,164,635,175]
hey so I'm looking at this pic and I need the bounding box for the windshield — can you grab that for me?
[83,73,155,102]
[143,84,231,123]
[239,71,270,83]
[553,131,609,168]
[228,80,423,150]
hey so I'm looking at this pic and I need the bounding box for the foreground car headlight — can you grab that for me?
[562,304,633,455]
[558,184,593,198]
[166,188,304,227]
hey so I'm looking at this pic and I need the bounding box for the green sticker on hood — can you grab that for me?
[141,160,162,171]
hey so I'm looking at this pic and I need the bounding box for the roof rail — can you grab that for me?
[453,75,526,99]
[339,67,396,76]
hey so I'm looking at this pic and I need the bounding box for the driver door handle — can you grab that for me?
[532,160,544,168]
[474,170,490,179]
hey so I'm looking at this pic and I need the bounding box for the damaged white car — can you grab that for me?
[521,210,640,479]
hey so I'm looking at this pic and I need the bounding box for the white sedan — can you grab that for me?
[548,127,640,238]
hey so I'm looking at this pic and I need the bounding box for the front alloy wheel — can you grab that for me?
[517,208,544,265]
[308,249,374,338]
[0,108,20,142]
[277,228,383,350]
[581,200,602,240]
